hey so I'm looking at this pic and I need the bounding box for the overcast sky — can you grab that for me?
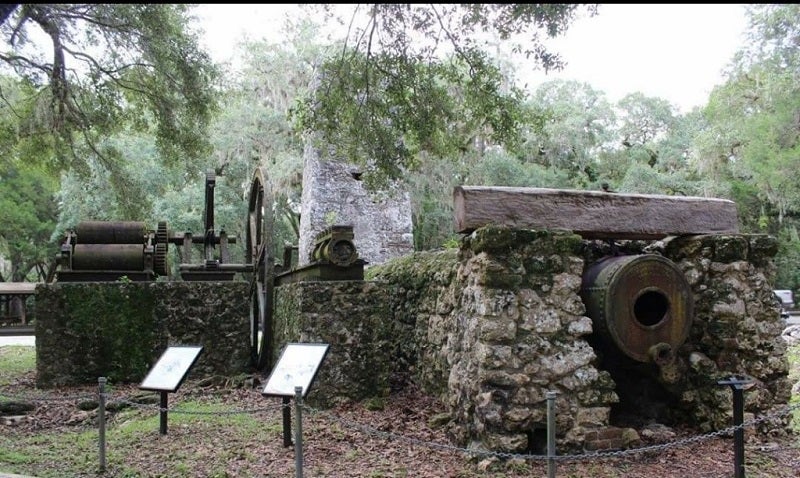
[194,4,750,113]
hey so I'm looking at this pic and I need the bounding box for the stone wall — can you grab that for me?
[365,227,791,452]
[370,227,621,452]
[34,227,788,453]
[271,280,395,407]
[664,234,791,432]
[35,282,250,388]
[297,143,414,267]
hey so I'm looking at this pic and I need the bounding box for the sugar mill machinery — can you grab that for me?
[55,170,244,282]
[54,168,273,368]
[580,252,694,387]
[54,166,366,371]
[55,220,170,282]
[246,166,275,370]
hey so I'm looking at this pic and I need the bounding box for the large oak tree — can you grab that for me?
[0,4,218,173]
[292,4,597,188]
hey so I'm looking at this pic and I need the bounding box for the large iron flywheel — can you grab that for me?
[246,167,275,371]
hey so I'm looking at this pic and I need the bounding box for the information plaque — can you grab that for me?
[140,345,204,393]
[262,343,329,398]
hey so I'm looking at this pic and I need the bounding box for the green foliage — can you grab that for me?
[0,161,58,281]
[0,4,218,174]
[292,4,595,188]
[523,80,616,186]
[294,49,524,189]
[616,163,720,197]
[775,227,800,292]
[697,4,800,285]
[204,20,328,258]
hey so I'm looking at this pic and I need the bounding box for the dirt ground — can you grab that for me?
[2,362,800,478]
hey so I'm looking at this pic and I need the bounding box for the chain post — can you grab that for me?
[718,375,754,478]
[283,396,293,447]
[294,386,304,478]
[98,377,107,473]
[546,391,557,478]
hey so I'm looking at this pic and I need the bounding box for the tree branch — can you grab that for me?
[0,4,19,27]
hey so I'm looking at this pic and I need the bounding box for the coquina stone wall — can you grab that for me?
[271,280,395,407]
[35,281,250,388]
[33,225,779,452]
[321,226,789,453]
[663,234,791,432]
[369,227,622,452]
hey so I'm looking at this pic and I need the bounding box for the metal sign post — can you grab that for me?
[262,343,330,454]
[139,345,204,435]
[160,392,169,435]
[294,386,304,478]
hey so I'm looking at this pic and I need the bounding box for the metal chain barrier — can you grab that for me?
[4,386,798,460]
[161,403,284,415]
[0,391,95,402]
[3,382,799,472]
[300,400,800,463]
[0,388,283,416]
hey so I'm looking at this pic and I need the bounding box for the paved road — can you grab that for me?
[0,335,35,347]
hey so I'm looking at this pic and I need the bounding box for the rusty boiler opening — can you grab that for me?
[633,289,669,327]
[581,254,693,427]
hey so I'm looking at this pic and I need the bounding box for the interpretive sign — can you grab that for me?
[263,343,329,398]
[139,345,203,435]
[140,345,203,393]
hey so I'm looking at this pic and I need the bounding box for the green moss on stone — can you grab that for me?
[749,234,779,266]
[710,236,749,262]
[467,226,582,257]
[367,249,458,291]
[480,267,523,290]
[62,283,156,383]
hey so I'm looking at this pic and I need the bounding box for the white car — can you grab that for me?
[775,289,794,308]
[775,289,794,319]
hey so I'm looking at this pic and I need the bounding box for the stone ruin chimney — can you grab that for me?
[297,141,414,267]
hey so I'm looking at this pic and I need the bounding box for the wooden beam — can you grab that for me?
[453,186,740,240]
[0,282,38,295]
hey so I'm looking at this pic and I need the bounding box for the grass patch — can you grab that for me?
[1,340,798,476]
[788,343,800,434]
[0,397,284,477]
[0,346,35,386]
[0,429,98,477]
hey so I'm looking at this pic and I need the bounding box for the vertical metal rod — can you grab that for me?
[546,391,557,478]
[732,385,745,478]
[283,397,293,447]
[160,392,168,435]
[718,376,751,478]
[183,232,193,264]
[98,377,107,473]
[294,386,304,478]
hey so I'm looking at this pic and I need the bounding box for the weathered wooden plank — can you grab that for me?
[0,325,35,336]
[453,186,740,239]
[0,282,38,295]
